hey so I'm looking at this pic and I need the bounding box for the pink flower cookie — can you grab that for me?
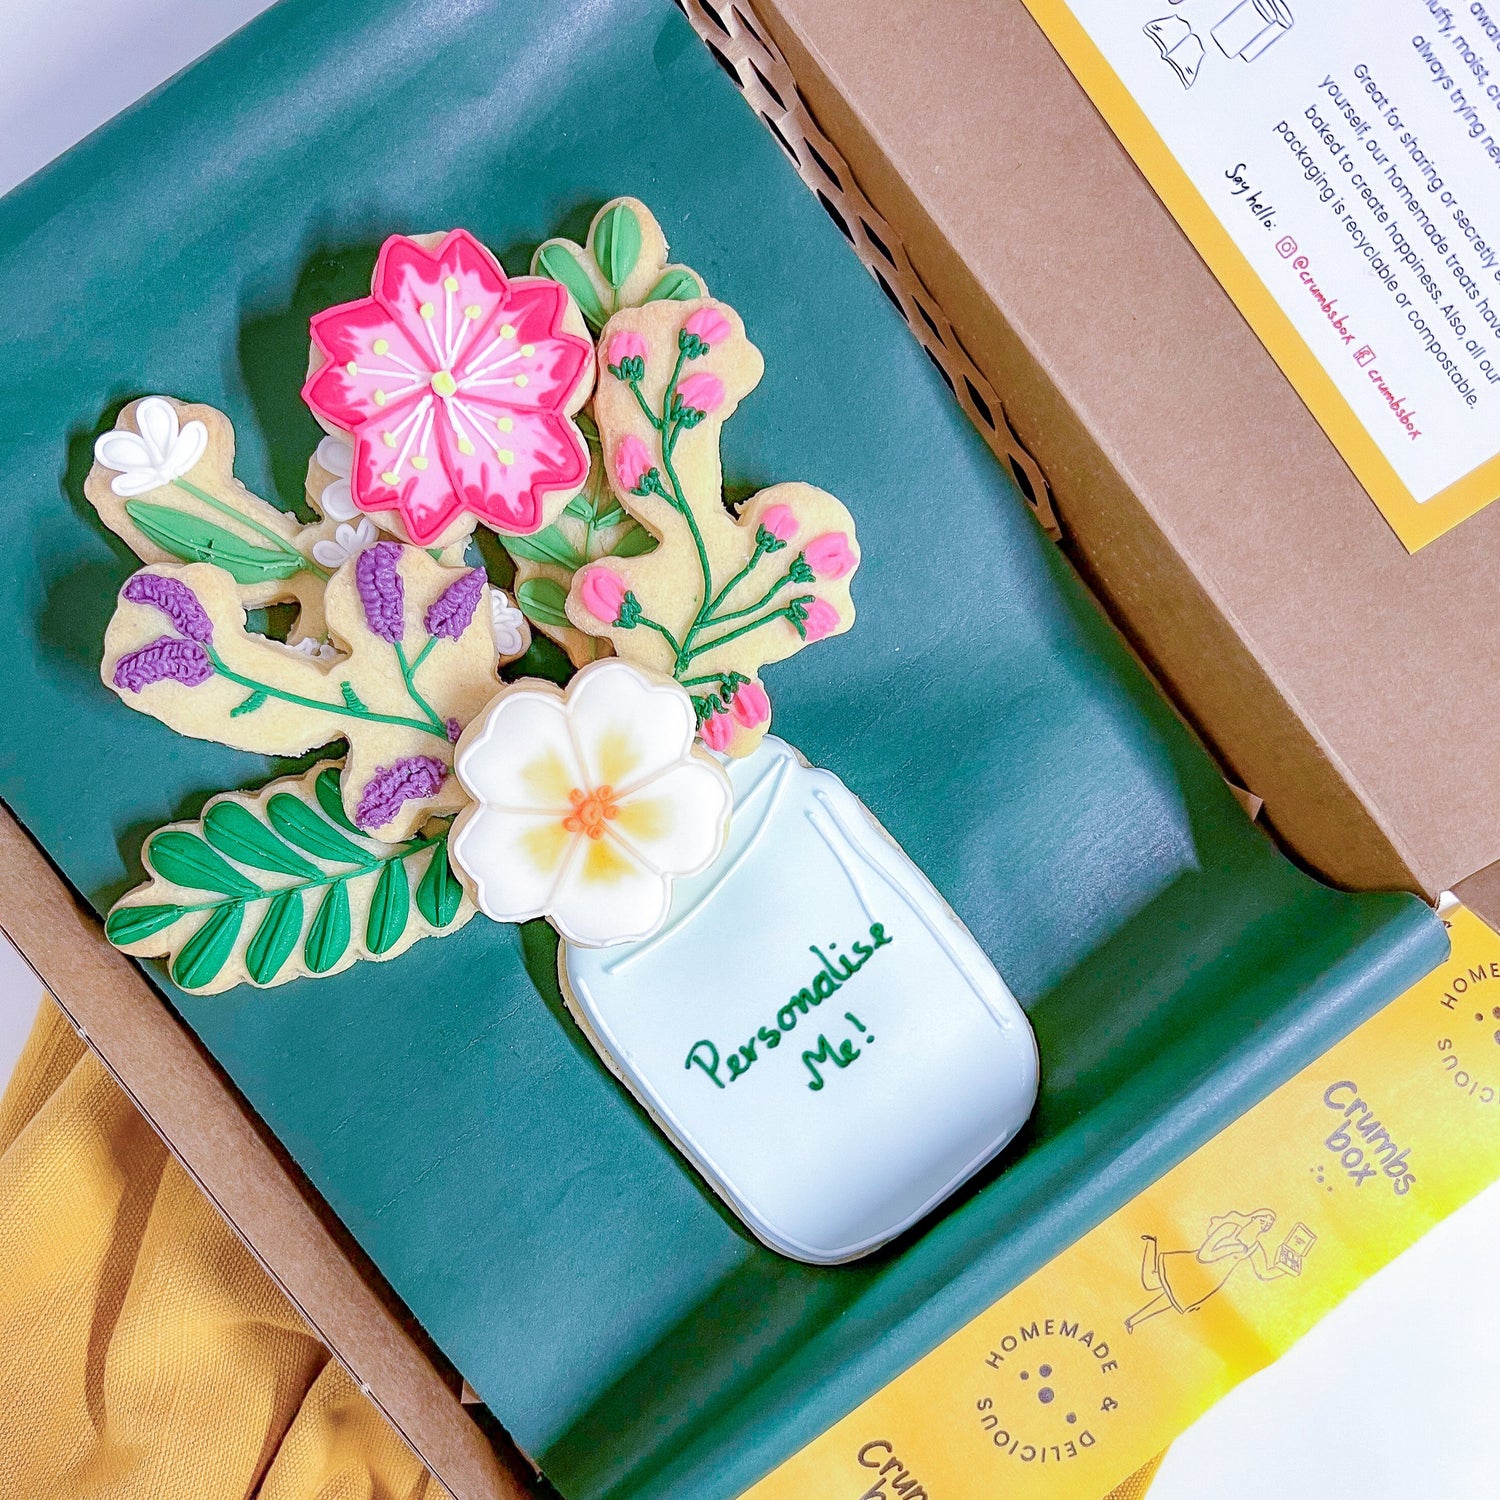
[304,229,595,548]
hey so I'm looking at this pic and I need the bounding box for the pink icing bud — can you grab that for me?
[676,372,725,418]
[684,306,732,349]
[607,330,648,367]
[579,565,629,624]
[699,709,734,751]
[803,598,841,642]
[762,504,799,542]
[614,434,654,494]
[804,532,857,579]
[730,681,771,728]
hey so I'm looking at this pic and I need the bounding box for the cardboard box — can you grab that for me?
[749,0,1500,913]
[0,2,1462,1497]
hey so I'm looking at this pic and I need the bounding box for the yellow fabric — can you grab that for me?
[0,996,435,1500]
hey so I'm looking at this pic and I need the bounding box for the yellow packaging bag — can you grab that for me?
[747,905,1500,1498]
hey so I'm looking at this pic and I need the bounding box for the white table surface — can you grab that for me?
[3,3,1498,1496]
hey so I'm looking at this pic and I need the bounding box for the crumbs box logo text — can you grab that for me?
[973,1315,1121,1467]
[1321,1080,1416,1194]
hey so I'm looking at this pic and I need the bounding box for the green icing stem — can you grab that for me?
[205,646,451,739]
[173,478,331,581]
[683,598,813,665]
[394,638,446,733]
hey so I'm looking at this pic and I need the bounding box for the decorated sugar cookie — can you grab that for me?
[566,297,859,756]
[503,199,702,666]
[303,229,595,548]
[84,201,1035,1266]
[107,762,472,993]
[450,659,732,947]
[561,737,1039,1264]
[103,545,512,839]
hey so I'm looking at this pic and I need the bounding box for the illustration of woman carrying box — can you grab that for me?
[1124,1209,1314,1333]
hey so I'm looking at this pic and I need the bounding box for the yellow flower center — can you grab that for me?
[431,369,458,397]
[563,784,619,841]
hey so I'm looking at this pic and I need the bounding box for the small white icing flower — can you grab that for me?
[452,660,732,947]
[95,396,209,497]
[314,433,359,521]
[311,517,379,569]
[490,589,528,658]
[289,636,338,663]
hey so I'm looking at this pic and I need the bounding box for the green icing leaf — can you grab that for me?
[229,690,267,718]
[563,495,594,523]
[611,524,658,559]
[592,203,642,290]
[125,500,304,583]
[105,903,183,946]
[146,831,261,897]
[314,767,361,833]
[204,802,320,878]
[416,843,463,929]
[535,244,607,332]
[245,888,303,984]
[266,793,374,866]
[575,409,600,447]
[366,857,410,956]
[645,268,702,303]
[171,902,244,991]
[305,879,351,974]
[340,681,367,712]
[516,576,571,629]
[502,525,584,570]
[593,503,628,530]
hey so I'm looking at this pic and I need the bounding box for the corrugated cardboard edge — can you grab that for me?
[740,0,1443,901]
[0,802,530,1500]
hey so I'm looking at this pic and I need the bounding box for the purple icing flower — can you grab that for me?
[446,717,462,743]
[354,755,447,831]
[356,541,406,643]
[113,637,213,693]
[121,572,213,641]
[423,568,485,641]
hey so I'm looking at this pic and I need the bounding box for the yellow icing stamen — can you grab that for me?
[514,374,529,388]
[444,275,459,292]
[412,455,429,471]
[465,304,482,320]
[458,438,475,455]
[374,389,387,406]
[498,449,515,466]
[345,360,358,375]
[419,301,435,319]
[520,343,535,358]
[373,338,389,356]
[497,416,513,432]
[381,470,399,485]
[431,370,458,397]
[382,432,396,447]
[500,323,516,339]
[563,785,620,841]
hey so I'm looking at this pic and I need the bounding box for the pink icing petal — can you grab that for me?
[375,229,512,353]
[761,504,798,542]
[699,710,734,751]
[804,532,857,579]
[802,598,841,642]
[607,330,648,365]
[455,278,591,414]
[432,406,588,538]
[351,425,465,543]
[303,299,433,435]
[676,372,725,416]
[614,434,653,492]
[730,681,771,728]
[684,306,732,347]
[579,565,628,623]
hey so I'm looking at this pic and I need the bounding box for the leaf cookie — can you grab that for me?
[102,545,511,839]
[107,762,473,993]
[564,299,859,755]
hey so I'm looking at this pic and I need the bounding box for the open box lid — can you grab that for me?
[749,0,1500,909]
[0,0,1446,1497]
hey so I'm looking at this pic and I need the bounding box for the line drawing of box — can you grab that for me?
[1145,16,1206,88]
[1276,1221,1317,1274]
[1213,0,1294,62]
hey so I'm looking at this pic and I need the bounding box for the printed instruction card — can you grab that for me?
[1022,0,1500,549]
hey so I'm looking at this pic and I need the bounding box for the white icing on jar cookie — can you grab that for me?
[561,737,1039,1265]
